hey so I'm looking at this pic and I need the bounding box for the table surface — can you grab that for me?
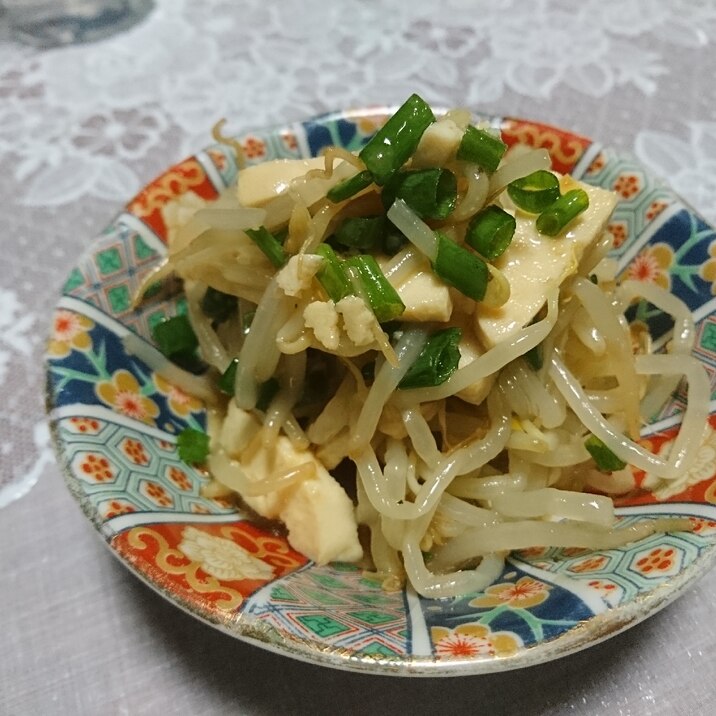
[2,1,715,714]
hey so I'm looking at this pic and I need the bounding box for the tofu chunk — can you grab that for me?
[229,430,363,565]
[238,157,355,208]
[412,118,463,169]
[238,157,327,207]
[476,178,617,347]
[394,269,453,322]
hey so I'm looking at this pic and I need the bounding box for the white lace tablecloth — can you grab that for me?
[2,1,715,713]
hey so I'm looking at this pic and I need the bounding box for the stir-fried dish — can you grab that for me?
[130,95,709,598]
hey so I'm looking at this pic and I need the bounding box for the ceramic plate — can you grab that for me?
[45,107,716,676]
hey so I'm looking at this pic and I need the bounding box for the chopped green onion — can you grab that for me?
[316,244,353,302]
[399,327,462,389]
[245,225,287,268]
[465,205,516,260]
[326,170,373,203]
[200,286,238,323]
[177,427,210,464]
[507,170,561,213]
[256,377,280,412]
[343,254,405,323]
[432,232,489,301]
[218,357,239,395]
[456,125,507,173]
[382,229,407,256]
[536,188,590,236]
[524,344,543,371]
[358,93,435,185]
[152,314,198,358]
[584,434,627,472]
[334,215,386,250]
[382,168,458,220]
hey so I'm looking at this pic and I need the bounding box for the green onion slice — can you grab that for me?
[358,93,435,186]
[200,287,238,323]
[316,244,353,302]
[218,357,239,395]
[382,168,458,220]
[536,188,590,236]
[245,225,287,268]
[507,170,561,213]
[343,254,405,323]
[152,314,198,358]
[584,434,627,472]
[465,205,516,260]
[333,215,386,250]
[524,344,543,371]
[256,377,280,412]
[177,428,210,464]
[399,327,462,389]
[456,125,507,173]
[326,170,373,203]
[433,232,489,301]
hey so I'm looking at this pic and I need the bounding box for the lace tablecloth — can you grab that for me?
[1,1,715,713]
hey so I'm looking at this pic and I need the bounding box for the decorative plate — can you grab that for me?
[45,107,716,676]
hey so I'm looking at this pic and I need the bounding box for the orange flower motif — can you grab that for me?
[167,466,192,491]
[154,374,203,416]
[122,438,150,466]
[141,480,174,508]
[96,370,159,424]
[78,453,115,483]
[689,517,716,535]
[646,200,668,221]
[48,310,94,358]
[569,555,608,573]
[613,173,641,200]
[68,417,101,434]
[469,576,550,609]
[103,500,137,518]
[242,136,266,159]
[626,243,673,290]
[586,152,606,176]
[699,241,716,295]
[431,623,521,659]
[607,221,628,249]
[634,547,677,574]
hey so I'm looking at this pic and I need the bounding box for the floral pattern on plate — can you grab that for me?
[45,108,716,675]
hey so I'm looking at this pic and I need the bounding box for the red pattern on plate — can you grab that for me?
[500,118,592,174]
[112,521,308,615]
[125,157,219,242]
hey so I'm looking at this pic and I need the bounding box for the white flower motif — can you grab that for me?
[178,526,275,581]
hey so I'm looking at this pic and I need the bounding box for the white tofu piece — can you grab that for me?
[280,468,364,563]
[394,269,452,322]
[412,118,463,169]
[239,436,362,565]
[218,402,261,457]
[237,157,355,208]
[238,157,327,207]
[477,178,617,347]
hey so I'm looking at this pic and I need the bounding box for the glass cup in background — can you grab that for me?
[0,0,155,48]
